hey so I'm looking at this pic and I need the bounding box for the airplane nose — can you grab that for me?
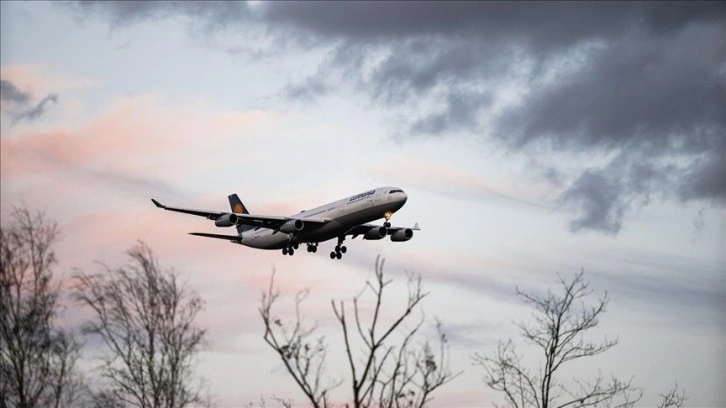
[401,191,408,203]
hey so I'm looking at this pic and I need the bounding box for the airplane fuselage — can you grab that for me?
[239,187,407,249]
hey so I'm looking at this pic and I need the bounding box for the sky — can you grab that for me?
[1,1,724,407]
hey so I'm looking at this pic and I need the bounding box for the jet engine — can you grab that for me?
[279,219,304,233]
[215,213,238,227]
[363,226,387,240]
[390,228,413,242]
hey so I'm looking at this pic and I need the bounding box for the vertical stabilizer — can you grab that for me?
[228,194,253,233]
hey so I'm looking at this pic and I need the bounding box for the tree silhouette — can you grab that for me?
[74,242,206,408]
[473,270,641,408]
[259,257,459,408]
[1,205,84,408]
[657,383,687,408]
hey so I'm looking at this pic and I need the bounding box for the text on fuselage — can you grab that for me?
[349,190,375,203]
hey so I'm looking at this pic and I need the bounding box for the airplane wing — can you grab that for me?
[346,222,420,239]
[189,232,243,242]
[151,199,327,229]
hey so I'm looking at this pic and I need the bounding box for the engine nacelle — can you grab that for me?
[363,226,387,240]
[390,228,413,242]
[279,219,304,233]
[215,213,238,227]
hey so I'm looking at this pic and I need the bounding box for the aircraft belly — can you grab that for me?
[243,231,289,249]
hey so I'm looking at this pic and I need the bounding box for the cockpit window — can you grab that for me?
[388,189,404,194]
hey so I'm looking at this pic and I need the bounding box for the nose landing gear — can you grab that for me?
[383,211,393,228]
[306,242,319,253]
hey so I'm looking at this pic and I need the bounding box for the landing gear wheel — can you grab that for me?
[288,248,294,256]
[312,246,317,253]
[341,246,347,254]
[282,248,288,255]
[293,243,299,250]
[384,222,391,228]
[330,251,336,259]
[336,252,342,260]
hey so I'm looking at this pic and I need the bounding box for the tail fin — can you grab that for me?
[228,194,254,234]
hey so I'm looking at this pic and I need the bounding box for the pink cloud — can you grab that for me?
[1,65,100,95]
[1,92,278,182]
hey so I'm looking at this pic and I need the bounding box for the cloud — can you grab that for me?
[65,1,255,31]
[67,2,726,235]
[0,78,58,125]
[0,79,31,104]
[11,93,58,125]
[266,2,725,235]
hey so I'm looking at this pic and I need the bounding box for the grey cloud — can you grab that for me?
[560,170,627,235]
[284,75,331,102]
[261,2,720,53]
[66,1,254,29]
[558,153,678,234]
[12,93,59,126]
[0,79,32,104]
[678,154,726,204]
[409,91,491,136]
[70,1,726,234]
[496,24,725,151]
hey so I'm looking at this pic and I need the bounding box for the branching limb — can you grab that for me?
[259,269,340,408]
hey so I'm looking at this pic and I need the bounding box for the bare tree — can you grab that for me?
[74,242,206,408]
[473,270,641,408]
[657,383,687,408]
[259,257,459,408]
[0,205,83,408]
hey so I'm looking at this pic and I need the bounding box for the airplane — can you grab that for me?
[151,187,419,259]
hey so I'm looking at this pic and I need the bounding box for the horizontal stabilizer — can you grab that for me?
[189,232,243,242]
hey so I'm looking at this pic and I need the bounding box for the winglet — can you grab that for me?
[413,222,420,230]
[151,199,165,208]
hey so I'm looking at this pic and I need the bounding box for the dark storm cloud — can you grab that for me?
[261,3,726,235]
[70,1,726,234]
[1,79,31,104]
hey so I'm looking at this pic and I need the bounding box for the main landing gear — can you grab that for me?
[329,236,347,260]
[282,243,299,256]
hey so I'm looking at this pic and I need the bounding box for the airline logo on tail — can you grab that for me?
[228,194,253,234]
